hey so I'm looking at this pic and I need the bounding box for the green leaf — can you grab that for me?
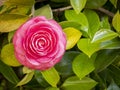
[55,51,80,78]
[8,31,15,43]
[95,49,119,72]
[1,43,21,67]
[108,65,120,85]
[63,27,82,50]
[72,53,96,79]
[77,38,100,57]
[35,70,50,87]
[35,5,53,19]
[0,14,29,32]
[83,9,100,38]
[61,76,97,90]
[16,71,34,86]
[23,66,34,74]
[65,10,89,33]
[110,0,118,8]
[112,11,120,33]
[107,82,120,90]
[45,87,60,90]
[85,0,107,9]
[91,29,118,43]
[1,0,35,14]
[0,60,19,84]
[41,67,60,87]
[70,0,87,14]
[100,16,111,29]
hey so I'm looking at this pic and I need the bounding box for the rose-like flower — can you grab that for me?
[13,16,66,70]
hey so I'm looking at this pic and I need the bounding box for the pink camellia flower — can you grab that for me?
[13,16,66,70]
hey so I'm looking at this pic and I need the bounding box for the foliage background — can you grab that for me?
[0,0,120,90]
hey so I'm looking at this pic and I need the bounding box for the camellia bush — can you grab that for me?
[0,0,120,90]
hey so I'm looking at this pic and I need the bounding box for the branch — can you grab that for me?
[52,6,72,12]
[98,7,114,17]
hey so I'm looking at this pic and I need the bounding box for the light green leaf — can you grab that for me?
[100,16,111,29]
[70,0,87,14]
[63,27,82,50]
[23,66,34,74]
[8,31,15,42]
[77,38,100,57]
[91,29,118,43]
[72,53,96,79]
[0,14,29,32]
[83,9,100,38]
[85,0,107,9]
[65,10,89,33]
[0,60,19,84]
[1,43,21,67]
[112,11,120,33]
[35,5,53,19]
[61,76,97,90]
[41,67,60,87]
[16,71,34,86]
[1,0,35,14]
[110,0,118,8]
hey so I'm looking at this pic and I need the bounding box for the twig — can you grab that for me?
[52,6,72,12]
[98,7,114,17]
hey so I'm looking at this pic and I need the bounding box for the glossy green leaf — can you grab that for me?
[83,9,100,38]
[63,27,82,50]
[107,82,120,90]
[61,76,97,90]
[41,67,60,87]
[0,60,19,84]
[95,49,119,72]
[72,53,96,79]
[35,5,53,19]
[110,0,118,8]
[91,29,118,43]
[1,43,21,67]
[45,87,60,90]
[16,71,34,86]
[112,11,120,33]
[77,38,100,57]
[85,0,107,9]
[1,0,35,14]
[0,14,29,32]
[35,70,50,87]
[100,16,111,29]
[70,0,87,14]
[8,31,15,43]
[65,10,89,33]
[55,51,80,78]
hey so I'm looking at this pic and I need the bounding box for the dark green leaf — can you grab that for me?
[35,5,53,19]
[85,0,107,9]
[55,51,80,78]
[45,87,60,90]
[110,0,118,8]
[65,10,89,33]
[95,49,119,72]
[72,53,96,79]
[0,14,29,32]
[61,76,97,90]
[70,0,87,14]
[83,9,100,38]
[0,60,19,84]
